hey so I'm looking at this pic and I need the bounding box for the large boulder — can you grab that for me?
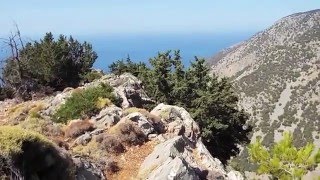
[150,103,200,142]
[138,136,230,180]
[73,156,105,180]
[138,104,244,180]
[91,105,122,129]
[124,112,155,136]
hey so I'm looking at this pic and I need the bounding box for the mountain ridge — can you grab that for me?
[208,9,320,176]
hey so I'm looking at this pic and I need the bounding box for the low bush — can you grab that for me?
[0,126,75,179]
[115,122,146,146]
[64,120,95,138]
[105,159,120,174]
[19,117,63,137]
[0,86,15,101]
[96,134,125,154]
[53,83,122,123]
[82,70,104,83]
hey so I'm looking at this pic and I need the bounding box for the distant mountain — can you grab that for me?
[208,9,320,174]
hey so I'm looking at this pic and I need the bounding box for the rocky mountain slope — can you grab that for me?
[209,9,320,173]
[0,73,242,180]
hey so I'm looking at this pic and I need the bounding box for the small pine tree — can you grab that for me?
[249,132,320,179]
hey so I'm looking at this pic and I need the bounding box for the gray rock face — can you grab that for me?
[138,104,243,180]
[73,157,105,180]
[74,133,92,146]
[138,136,234,180]
[138,136,199,180]
[125,112,155,136]
[91,105,122,129]
[150,103,200,142]
[42,89,73,116]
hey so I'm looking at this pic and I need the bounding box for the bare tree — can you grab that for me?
[0,25,28,100]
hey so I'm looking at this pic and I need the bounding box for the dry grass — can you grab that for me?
[5,101,46,124]
[64,120,95,138]
[110,140,158,180]
[96,134,125,154]
[110,122,146,146]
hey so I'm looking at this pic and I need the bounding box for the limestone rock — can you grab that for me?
[91,105,122,129]
[125,112,155,136]
[150,103,200,142]
[74,133,92,146]
[42,89,73,116]
[73,157,105,180]
[138,136,233,180]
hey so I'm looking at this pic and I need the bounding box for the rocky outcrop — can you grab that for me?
[42,73,154,116]
[137,104,243,180]
[91,105,122,129]
[0,74,243,180]
[73,157,105,180]
[85,73,155,108]
[150,103,200,142]
[124,112,155,136]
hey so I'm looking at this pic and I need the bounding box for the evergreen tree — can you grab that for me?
[2,32,97,99]
[249,132,320,179]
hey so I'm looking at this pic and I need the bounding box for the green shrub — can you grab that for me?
[82,70,104,83]
[53,83,122,123]
[0,86,15,101]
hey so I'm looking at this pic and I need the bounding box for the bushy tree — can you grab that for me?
[2,32,97,99]
[108,50,251,163]
[249,132,320,179]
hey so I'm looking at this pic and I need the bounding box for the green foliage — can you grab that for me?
[108,50,250,162]
[53,83,121,123]
[109,56,148,77]
[249,132,320,179]
[81,70,104,83]
[2,32,98,99]
[0,126,51,157]
[0,86,15,101]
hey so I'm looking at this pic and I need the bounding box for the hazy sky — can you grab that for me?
[0,1,319,36]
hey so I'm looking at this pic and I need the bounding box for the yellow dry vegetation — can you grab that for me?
[0,126,52,157]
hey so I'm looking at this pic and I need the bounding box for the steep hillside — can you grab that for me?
[0,73,242,180]
[209,9,320,171]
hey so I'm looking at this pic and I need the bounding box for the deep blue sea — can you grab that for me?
[0,32,254,71]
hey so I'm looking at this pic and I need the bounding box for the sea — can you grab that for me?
[0,32,254,71]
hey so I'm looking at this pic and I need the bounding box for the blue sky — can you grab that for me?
[0,0,319,37]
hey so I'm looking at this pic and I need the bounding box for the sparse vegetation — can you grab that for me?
[53,83,121,123]
[96,134,125,154]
